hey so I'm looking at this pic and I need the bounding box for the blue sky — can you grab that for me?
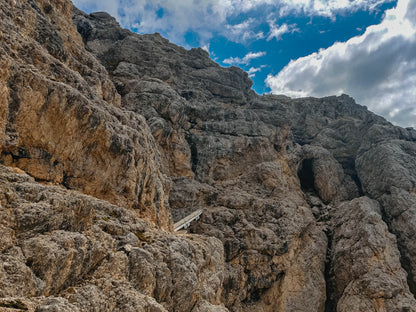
[73,0,416,128]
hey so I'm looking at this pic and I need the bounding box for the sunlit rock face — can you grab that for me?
[1,1,416,311]
[0,0,171,230]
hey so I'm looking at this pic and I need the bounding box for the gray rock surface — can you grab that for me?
[329,197,416,311]
[0,165,226,312]
[73,8,416,311]
[1,0,416,311]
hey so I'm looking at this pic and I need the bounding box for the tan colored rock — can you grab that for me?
[2,0,416,310]
[330,197,416,311]
[75,8,416,311]
[0,0,171,228]
[0,165,227,311]
[379,188,416,297]
[298,145,360,204]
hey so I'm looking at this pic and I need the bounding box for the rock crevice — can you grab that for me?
[1,0,416,311]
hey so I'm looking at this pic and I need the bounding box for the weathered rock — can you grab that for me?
[329,197,416,311]
[71,6,416,312]
[1,0,416,311]
[0,0,171,229]
[356,138,416,301]
[357,140,416,198]
[379,188,416,297]
[297,144,360,203]
[0,165,226,312]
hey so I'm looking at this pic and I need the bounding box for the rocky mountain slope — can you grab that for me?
[1,0,416,311]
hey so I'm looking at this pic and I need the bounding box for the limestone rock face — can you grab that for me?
[0,165,226,312]
[329,197,416,311]
[1,0,416,311]
[0,0,171,229]
[73,11,330,312]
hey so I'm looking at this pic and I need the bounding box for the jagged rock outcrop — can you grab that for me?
[1,0,416,311]
[329,197,416,311]
[0,0,171,229]
[0,165,226,312]
[73,10,330,312]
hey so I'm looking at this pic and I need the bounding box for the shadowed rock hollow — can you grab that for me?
[1,0,416,311]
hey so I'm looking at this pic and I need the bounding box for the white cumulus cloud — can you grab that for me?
[223,51,266,65]
[72,0,395,45]
[247,65,267,77]
[266,0,416,127]
[266,20,298,41]
[226,18,265,43]
[277,0,396,18]
[267,23,290,41]
[73,0,232,44]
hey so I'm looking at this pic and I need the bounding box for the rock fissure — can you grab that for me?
[378,200,416,298]
[323,227,336,312]
[304,191,337,311]
[339,156,364,196]
[1,1,416,311]
[185,132,198,174]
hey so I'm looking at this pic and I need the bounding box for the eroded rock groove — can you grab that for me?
[1,0,416,311]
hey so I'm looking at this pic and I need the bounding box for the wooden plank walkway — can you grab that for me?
[173,209,203,231]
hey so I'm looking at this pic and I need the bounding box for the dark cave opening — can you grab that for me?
[298,159,315,192]
[185,133,198,174]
